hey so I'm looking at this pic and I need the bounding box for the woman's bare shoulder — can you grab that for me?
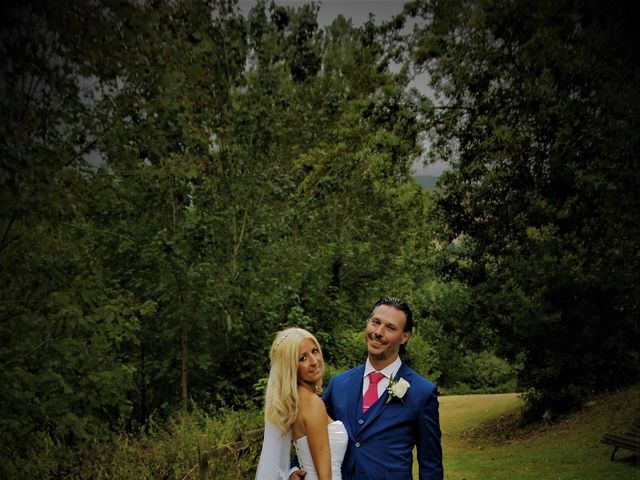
[298,387,326,415]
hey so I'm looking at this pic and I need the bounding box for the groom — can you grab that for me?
[305,297,443,479]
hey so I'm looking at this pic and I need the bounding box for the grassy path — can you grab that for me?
[415,387,639,480]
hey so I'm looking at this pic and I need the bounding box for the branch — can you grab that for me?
[57,221,132,241]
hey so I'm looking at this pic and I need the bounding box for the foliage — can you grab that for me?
[10,0,634,475]
[60,404,261,480]
[0,1,445,475]
[406,0,640,413]
[328,328,368,372]
[405,331,441,383]
[440,351,518,395]
[0,1,143,476]
[23,386,637,480]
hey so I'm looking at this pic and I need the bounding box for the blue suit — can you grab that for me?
[323,362,443,480]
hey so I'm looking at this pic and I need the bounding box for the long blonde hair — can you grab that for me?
[264,327,323,433]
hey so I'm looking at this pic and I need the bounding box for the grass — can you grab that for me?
[424,386,640,480]
[35,387,638,479]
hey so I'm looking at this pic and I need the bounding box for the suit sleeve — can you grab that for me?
[417,385,443,480]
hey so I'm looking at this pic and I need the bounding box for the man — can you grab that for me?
[297,297,443,479]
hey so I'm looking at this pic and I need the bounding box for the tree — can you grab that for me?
[0,5,448,477]
[85,0,252,415]
[407,0,640,413]
[0,1,145,475]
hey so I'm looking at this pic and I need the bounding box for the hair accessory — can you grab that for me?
[274,331,290,351]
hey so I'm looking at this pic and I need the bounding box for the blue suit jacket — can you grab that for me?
[322,362,443,480]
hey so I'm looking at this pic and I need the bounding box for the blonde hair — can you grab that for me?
[264,327,323,433]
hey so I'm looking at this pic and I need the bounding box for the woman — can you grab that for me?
[255,328,347,480]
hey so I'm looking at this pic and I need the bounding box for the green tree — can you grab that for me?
[0,6,450,478]
[0,1,144,476]
[407,0,640,413]
[86,0,252,416]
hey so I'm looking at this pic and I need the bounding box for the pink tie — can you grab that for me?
[362,372,385,413]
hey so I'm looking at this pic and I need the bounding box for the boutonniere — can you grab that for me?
[385,374,410,404]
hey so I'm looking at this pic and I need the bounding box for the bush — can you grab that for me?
[329,328,367,370]
[14,404,264,480]
[439,351,518,395]
[405,331,441,384]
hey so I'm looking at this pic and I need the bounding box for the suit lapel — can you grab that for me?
[361,363,413,432]
[346,365,365,435]
[393,362,411,384]
[361,385,388,428]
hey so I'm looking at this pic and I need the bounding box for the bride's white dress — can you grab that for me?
[294,420,348,480]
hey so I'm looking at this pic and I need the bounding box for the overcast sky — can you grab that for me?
[237,0,447,177]
[238,0,407,26]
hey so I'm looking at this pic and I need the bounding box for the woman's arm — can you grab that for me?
[301,393,332,480]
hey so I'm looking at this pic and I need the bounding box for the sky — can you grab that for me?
[237,0,448,177]
[238,0,407,27]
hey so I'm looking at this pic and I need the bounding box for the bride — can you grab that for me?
[255,328,347,480]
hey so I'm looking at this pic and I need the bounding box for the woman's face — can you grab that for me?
[297,337,323,386]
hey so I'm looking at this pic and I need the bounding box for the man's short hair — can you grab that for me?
[372,297,413,332]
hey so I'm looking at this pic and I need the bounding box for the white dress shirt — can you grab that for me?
[362,356,403,398]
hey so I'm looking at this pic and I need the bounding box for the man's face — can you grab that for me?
[365,304,411,363]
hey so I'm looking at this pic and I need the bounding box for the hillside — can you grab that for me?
[434,387,639,479]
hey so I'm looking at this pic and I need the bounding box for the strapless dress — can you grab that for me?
[293,420,348,480]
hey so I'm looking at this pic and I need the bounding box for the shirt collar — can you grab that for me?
[364,356,402,379]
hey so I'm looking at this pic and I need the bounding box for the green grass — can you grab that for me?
[36,387,638,479]
[423,386,639,480]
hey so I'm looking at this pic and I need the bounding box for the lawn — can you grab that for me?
[415,386,639,480]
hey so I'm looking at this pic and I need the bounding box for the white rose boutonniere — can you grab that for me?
[385,374,410,404]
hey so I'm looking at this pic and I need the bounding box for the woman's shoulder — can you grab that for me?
[298,386,323,403]
[298,387,327,415]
